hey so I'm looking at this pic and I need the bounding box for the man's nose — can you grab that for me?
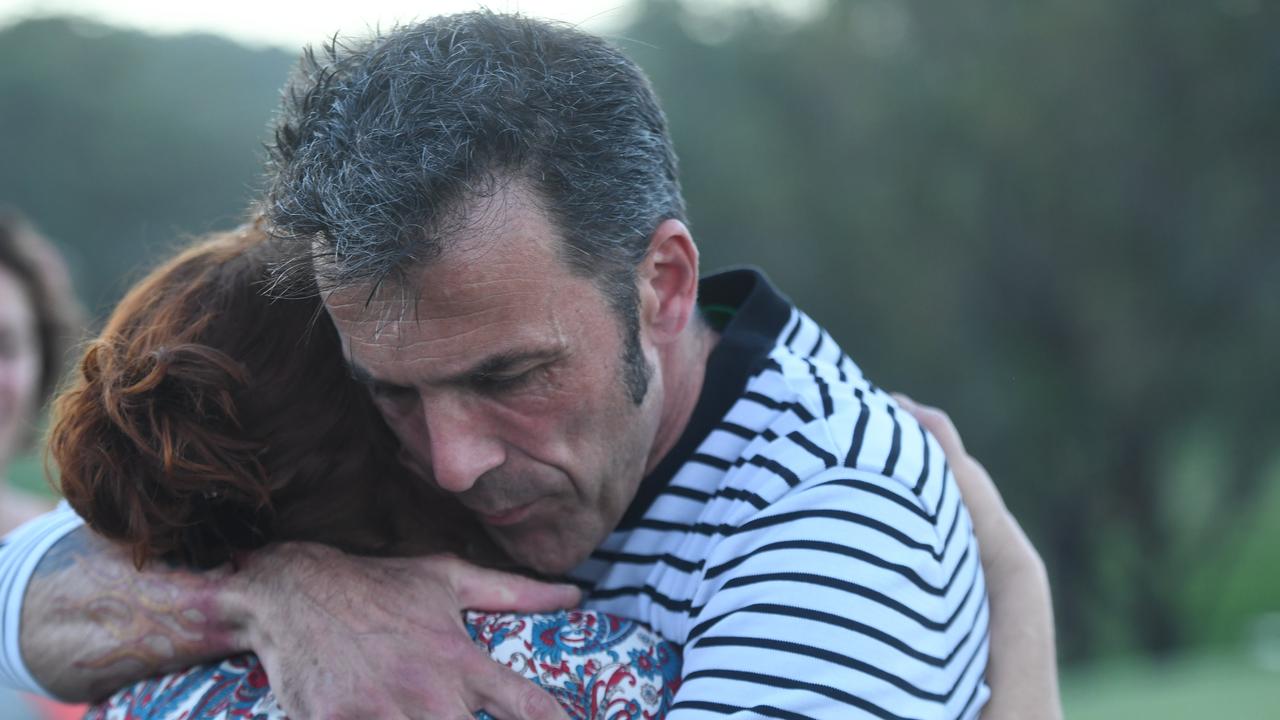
[420,397,505,494]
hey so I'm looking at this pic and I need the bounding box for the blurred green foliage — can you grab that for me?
[1,0,1277,666]
[1061,650,1277,719]
[7,453,47,497]
[0,17,292,310]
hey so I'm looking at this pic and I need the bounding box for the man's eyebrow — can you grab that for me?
[347,348,564,388]
[466,348,564,379]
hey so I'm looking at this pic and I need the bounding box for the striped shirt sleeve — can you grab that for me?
[669,466,989,720]
[0,502,83,694]
[578,276,991,718]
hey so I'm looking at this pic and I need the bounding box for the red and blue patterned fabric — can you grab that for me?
[85,609,681,720]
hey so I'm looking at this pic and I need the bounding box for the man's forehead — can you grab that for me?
[322,267,578,385]
[336,314,570,389]
[321,254,558,326]
[307,179,558,293]
[311,180,593,379]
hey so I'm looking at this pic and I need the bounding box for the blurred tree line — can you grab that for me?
[1,0,1277,665]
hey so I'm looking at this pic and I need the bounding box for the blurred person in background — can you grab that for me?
[0,209,80,535]
[0,211,84,720]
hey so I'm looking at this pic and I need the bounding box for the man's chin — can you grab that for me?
[487,528,594,577]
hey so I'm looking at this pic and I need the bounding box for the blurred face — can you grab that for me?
[0,264,41,471]
[324,195,663,575]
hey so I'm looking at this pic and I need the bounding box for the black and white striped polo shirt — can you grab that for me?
[572,269,990,720]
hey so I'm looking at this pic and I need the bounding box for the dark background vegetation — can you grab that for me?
[3,0,1277,681]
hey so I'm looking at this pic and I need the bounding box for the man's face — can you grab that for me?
[324,195,662,575]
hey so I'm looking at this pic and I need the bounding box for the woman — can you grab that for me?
[0,210,85,720]
[50,222,679,719]
[0,210,81,535]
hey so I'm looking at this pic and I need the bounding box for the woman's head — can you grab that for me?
[51,222,455,568]
[0,211,81,472]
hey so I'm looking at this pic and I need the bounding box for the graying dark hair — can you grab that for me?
[265,12,687,402]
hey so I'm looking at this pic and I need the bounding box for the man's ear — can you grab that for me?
[638,219,699,344]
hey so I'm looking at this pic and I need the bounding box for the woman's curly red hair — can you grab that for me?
[49,223,459,568]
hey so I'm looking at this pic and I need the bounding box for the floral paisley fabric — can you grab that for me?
[86,609,681,720]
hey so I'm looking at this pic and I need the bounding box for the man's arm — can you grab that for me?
[895,395,1062,720]
[10,511,580,719]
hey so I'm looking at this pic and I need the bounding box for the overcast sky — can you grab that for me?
[0,0,640,48]
[0,0,822,49]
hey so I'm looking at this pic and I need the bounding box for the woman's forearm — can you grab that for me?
[19,525,246,701]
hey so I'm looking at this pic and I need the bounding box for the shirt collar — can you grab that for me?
[616,267,793,529]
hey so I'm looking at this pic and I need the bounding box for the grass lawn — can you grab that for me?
[1061,650,1278,719]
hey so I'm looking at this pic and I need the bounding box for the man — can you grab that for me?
[1,12,1058,719]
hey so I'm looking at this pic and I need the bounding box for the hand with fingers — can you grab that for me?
[227,544,579,720]
[893,393,1064,720]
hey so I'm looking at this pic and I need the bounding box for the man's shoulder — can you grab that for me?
[639,325,989,718]
[584,296,989,718]
[701,308,946,516]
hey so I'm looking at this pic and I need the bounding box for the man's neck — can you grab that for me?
[643,316,720,476]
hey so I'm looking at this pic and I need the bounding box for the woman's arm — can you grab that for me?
[11,511,578,720]
[16,521,242,701]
